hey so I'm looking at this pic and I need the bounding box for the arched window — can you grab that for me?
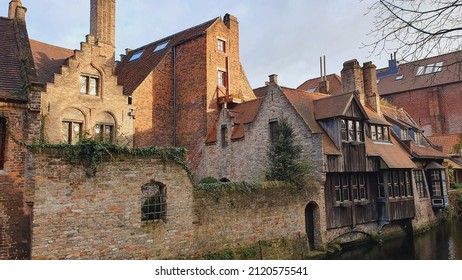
[94,112,116,143]
[61,108,85,144]
[141,182,167,223]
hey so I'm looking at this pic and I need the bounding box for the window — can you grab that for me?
[395,74,404,80]
[0,118,6,170]
[269,120,279,143]
[331,173,369,204]
[359,174,368,200]
[401,129,407,140]
[153,41,169,53]
[80,75,99,96]
[370,124,390,142]
[221,125,228,148]
[414,131,422,145]
[378,173,386,198]
[341,119,363,142]
[128,49,144,62]
[141,182,167,223]
[384,171,413,198]
[62,121,82,144]
[218,70,227,87]
[94,124,114,143]
[430,170,442,196]
[416,61,444,76]
[217,39,226,52]
[414,170,427,198]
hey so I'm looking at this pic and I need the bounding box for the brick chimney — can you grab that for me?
[341,59,364,104]
[223,13,239,57]
[363,61,381,114]
[90,0,116,48]
[8,0,22,19]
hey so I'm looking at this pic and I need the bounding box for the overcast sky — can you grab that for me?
[6,0,391,88]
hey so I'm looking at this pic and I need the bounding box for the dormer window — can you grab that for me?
[414,131,422,145]
[370,124,390,142]
[341,119,363,142]
[80,75,99,96]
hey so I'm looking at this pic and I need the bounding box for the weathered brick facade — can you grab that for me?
[0,1,41,259]
[116,14,255,173]
[37,0,134,146]
[30,151,322,259]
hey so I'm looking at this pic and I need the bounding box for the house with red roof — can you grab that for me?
[201,59,449,247]
[0,0,41,259]
[115,13,255,172]
[377,51,462,137]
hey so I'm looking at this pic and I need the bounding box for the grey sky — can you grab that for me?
[6,0,390,88]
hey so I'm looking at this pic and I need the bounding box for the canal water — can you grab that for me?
[326,218,462,260]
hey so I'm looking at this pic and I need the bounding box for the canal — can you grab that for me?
[326,218,462,260]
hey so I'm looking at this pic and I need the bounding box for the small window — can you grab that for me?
[218,70,226,87]
[414,170,427,198]
[94,124,114,143]
[80,75,99,96]
[378,173,385,198]
[416,66,425,76]
[416,62,444,76]
[269,120,279,143]
[0,118,6,170]
[217,39,226,52]
[220,125,228,148]
[62,121,82,145]
[141,182,167,223]
[395,74,404,80]
[308,87,317,93]
[128,49,144,62]
[341,119,363,142]
[153,41,169,53]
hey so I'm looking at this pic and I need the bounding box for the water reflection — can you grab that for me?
[327,218,462,260]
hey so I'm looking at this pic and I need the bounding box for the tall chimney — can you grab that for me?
[318,56,330,94]
[269,74,278,85]
[8,0,21,19]
[341,59,364,103]
[363,61,381,114]
[90,0,116,48]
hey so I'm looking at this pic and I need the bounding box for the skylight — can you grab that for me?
[395,74,404,81]
[153,41,169,53]
[128,49,144,62]
[416,61,443,76]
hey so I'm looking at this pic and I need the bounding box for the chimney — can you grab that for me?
[318,56,329,94]
[363,61,381,114]
[269,74,278,85]
[223,13,239,58]
[8,0,22,19]
[341,59,364,103]
[90,0,116,48]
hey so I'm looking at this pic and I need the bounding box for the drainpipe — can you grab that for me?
[173,46,177,147]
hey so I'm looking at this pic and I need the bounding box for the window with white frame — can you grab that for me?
[217,39,226,52]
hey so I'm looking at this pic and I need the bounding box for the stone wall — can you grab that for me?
[30,151,322,259]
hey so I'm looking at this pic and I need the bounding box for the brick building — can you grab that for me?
[115,14,255,172]
[377,51,462,137]
[0,0,41,259]
[31,0,134,146]
[201,59,449,245]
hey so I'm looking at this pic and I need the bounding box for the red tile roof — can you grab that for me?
[427,134,461,155]
[366,135,417,169]
[281,86,326,133]
[297,73,343,95]
[380,104,422,130]
[29,39,74,84]
[0,17,26,101]
[116,17,219,95]
[377,50,462,95]
[410,141,448,159]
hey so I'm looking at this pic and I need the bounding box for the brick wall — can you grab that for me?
[29,151,326,259]
[0,103,37,259]
[384,83,462,136]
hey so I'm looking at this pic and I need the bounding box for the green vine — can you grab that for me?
[24,139,191,179]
